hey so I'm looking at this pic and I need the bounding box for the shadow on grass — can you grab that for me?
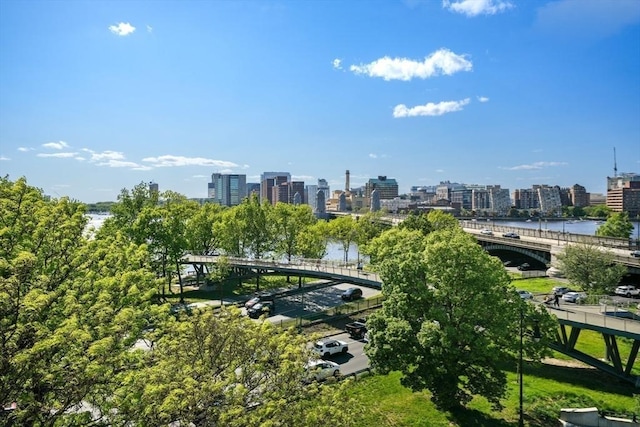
[448,406,512,427]
[499,359,636,397]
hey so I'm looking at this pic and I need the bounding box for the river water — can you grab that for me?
[86,215,639,261]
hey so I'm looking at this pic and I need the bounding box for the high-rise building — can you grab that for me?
[607,173,640,217]
[208,173,247,206]
[318,179,330,203]
[260,172,290,205]
[306,185,318,211]
[365,176,399,200]
[513,188,539,210]
[149,182,159,194]
[535,185,562,216]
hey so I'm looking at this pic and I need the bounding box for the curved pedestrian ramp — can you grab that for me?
[540,302,640,387]
[182,255,382,289]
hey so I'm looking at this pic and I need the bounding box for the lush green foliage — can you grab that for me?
[365,222,554,410]
[0,177,160,425]
[110,308,360,426]
[596,212,634,238]
[556,244,627,294]
[0,178,358,426]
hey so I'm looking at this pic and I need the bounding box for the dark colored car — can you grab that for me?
[244,291,274,309]
[502,232,520,239]
[341,287,363,301]
[247,300,275,319]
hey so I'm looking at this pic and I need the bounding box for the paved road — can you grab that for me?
[313,332,370,376]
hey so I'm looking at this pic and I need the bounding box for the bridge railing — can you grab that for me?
[460,220,631,249]
[538,303,640,335]
[184,254,381,283]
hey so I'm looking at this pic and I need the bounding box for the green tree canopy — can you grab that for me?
[556,244,627,294]
[596,212,634,239]
[365,226,552,411]
[110,308,360,426]
[0,177,160,425]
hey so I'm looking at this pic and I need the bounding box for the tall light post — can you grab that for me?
[519,306,541,427]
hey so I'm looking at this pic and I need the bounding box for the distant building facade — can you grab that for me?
[208,173,247,207]
[260,172,290,205]
[569,184,590,208]
[607,173,640,217]
[365,176,399,200]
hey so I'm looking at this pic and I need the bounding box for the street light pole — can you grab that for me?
[519,306,524,427]
[519,307,541,427]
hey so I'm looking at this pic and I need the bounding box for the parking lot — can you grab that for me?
[241,282,381,323]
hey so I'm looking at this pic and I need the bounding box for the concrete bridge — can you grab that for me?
[181,254,639,386]
[460,221,640,274]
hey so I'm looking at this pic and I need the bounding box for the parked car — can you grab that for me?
[341,287,363,301]
[630,250,640,258]
[502,232,520,239]
[313,339,349,358]
[480,229,493,236]
[517,263,532,271]
[614,285,640,298]
[562,291,587,303]
[247,300,275,319]
[304,359,340,382]
[552,286,571,295]
[244,291,274,309]
[517,290,533,300]
[345,319,367,339]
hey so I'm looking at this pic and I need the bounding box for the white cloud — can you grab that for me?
[443,0,514,17]
[146,25,153,33]
[393,98,471,118]
[350,49,472,81]
[0,155,10,161]
[42,141,69,150]
[17,147,34,152]
[37,152,78,158]
[501,161,568,171]
[369,153,378,159]
[332,58,343,70]
[192,174,208,179]
[109,22,136,36]
[83,149,126,162]
[142,155,239,168]
[477,96,490,102]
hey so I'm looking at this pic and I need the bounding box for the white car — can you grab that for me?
[562,291,586,303]
[614,285,640,298]
[517,290,533,300]
[480,229,493,236]
[304,360,340,382]
[630,250,640,258]
[313,339,349,358]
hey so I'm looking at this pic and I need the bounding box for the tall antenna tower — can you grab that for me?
[613,147,618,177]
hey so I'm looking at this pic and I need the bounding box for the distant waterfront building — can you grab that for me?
[569,184,590,208]
[535,185,562,216]
[607,173,640,217]
[370,189,380,212]
[247,183,260,198]
[365,176,399,200]
[472,185,510,216]
[149,182,159,194]
[315,190,326,215]
[208,173,247,207]
[318,179,330,203]
[513,188,539,211]
[306,184,318,211]
[260,172,290,205]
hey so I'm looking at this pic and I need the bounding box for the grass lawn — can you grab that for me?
[347,365,638,427]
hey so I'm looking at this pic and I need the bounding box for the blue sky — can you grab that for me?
[1,0,639,203]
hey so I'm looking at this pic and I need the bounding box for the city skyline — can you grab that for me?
[1,0,639,203]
